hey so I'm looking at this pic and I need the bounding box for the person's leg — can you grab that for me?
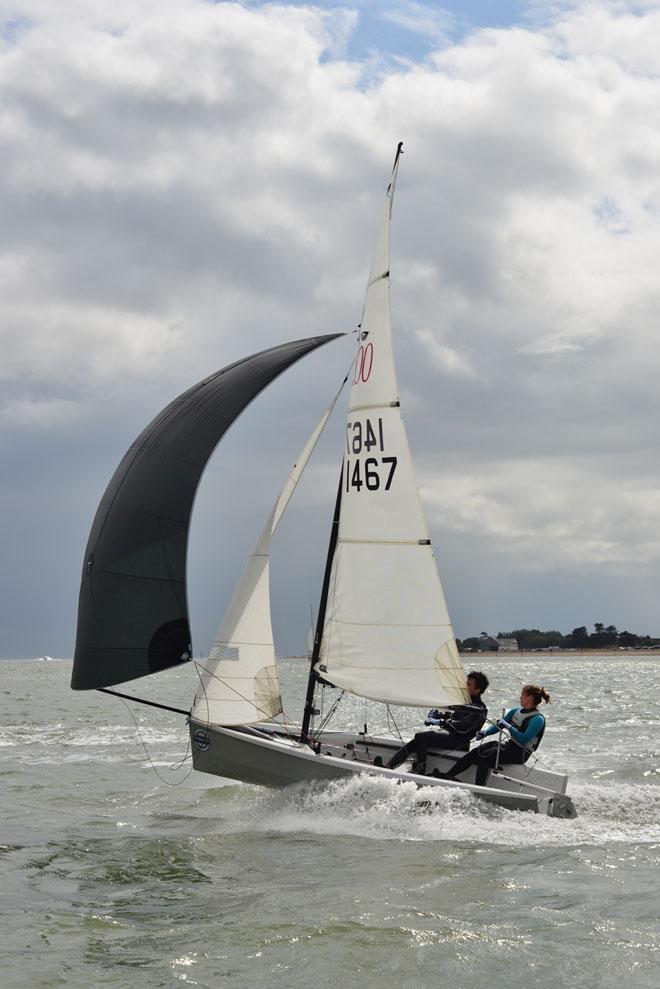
[412,731,439,773]
[427,732,468,751]
[474,744,500,785]
[440,740,501,784]
[386,731,441,771]
[475,743,531,784]
[386,738,416,769]
[441,744,483,780]
[496,745,528,773]
[415,731,468,775]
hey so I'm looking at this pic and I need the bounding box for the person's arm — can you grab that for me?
[492,707,517,735]
[450,705,486,736]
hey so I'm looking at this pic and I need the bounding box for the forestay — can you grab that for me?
[192,387,343,726]
[316,149,468,709]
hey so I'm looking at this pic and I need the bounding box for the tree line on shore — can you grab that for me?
[458,623,660,652]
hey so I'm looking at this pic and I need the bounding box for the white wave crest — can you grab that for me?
[223,774,660,847]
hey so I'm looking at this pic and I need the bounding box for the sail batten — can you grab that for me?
[338,538,429,546]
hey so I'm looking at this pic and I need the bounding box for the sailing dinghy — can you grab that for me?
[72,145,576,819]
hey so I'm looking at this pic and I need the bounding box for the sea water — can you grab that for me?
[1,656,658,988]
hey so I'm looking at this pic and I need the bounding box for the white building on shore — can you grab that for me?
[495,637,519,652]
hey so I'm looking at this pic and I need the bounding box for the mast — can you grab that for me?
[300,143,405,741]
[389,141,403,198]
[300,467,343,743]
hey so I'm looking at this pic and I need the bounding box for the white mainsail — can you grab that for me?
[316,149,469,709]
[192,395,340,726]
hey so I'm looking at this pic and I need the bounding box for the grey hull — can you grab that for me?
[189,721,577,819]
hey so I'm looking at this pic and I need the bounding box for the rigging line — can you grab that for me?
[98,687,190,716]
[192,658,211,724]
[192,662,299,741]
[311,690,345,740]
[271,365,350,526]
[385,704,405,743]
[113,693,194,786]
[314,525,342,684]
[269,673,302,735]
[311,689,343,739]
[273,673,302,735]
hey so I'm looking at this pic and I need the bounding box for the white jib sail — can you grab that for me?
[192,392,341,727]
[316,150,469,709]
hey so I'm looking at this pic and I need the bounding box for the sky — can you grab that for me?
[1,0,659,660]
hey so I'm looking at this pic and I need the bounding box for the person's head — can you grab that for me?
[520,684,551,708]
[466,670,489,700]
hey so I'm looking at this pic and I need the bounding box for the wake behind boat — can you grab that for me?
[71,145,576,820]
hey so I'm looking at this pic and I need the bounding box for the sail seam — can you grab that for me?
[325,617,453,629]
[211,640,273,648]
[100,572,186,584]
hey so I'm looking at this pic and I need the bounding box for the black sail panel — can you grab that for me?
[72,334,341,691]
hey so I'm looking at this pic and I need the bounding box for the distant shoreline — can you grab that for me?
[4,649,660,662]
[463,648,660,658]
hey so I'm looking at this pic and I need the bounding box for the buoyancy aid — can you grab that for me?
[509,707,545,751]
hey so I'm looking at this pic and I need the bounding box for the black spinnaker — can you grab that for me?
[72,334,341,691]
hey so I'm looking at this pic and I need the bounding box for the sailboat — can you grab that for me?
[72,145,576,819]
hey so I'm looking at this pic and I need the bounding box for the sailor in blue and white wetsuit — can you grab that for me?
[440,684,550,787]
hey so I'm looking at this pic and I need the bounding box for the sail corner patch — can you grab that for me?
[148,619,192,673]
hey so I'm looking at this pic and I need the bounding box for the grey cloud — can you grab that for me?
[1,0,659,657]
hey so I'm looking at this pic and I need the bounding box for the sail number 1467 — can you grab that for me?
[345,417,397,492]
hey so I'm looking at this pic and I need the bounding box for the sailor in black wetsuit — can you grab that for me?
[386,671,489,774]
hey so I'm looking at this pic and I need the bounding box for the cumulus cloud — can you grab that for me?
[414,328,476,377]
[1,0,659,654]
[422,460,660,570]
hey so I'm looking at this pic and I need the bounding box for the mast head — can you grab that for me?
[387,142,404,199]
